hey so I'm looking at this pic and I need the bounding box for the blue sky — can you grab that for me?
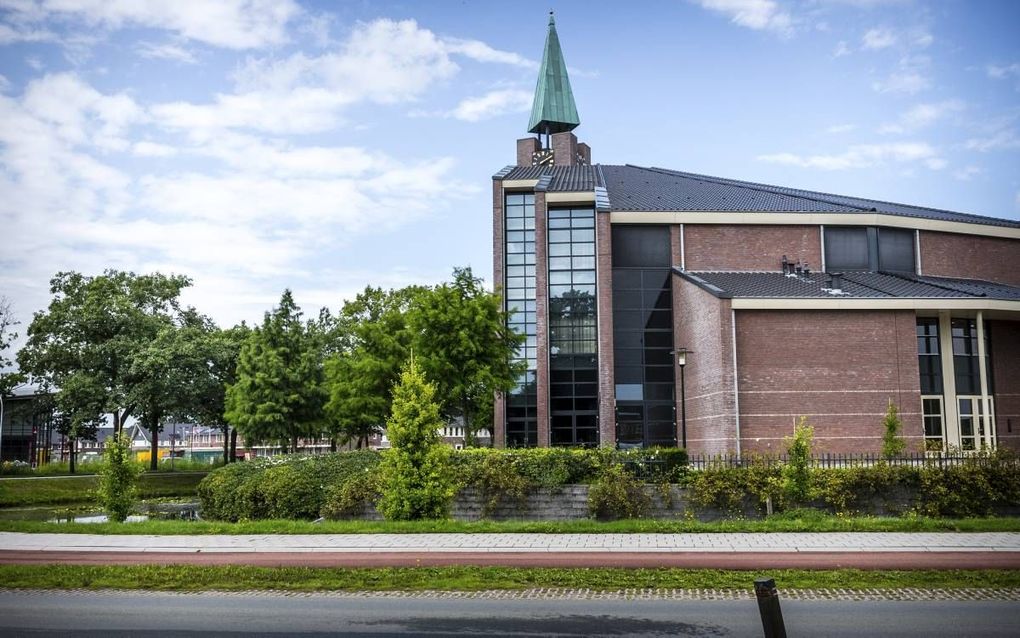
[1,0,1018,336]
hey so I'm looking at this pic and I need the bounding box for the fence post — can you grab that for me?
[754,577,787,638]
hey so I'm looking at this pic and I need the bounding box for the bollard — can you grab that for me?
[754,577,787,638]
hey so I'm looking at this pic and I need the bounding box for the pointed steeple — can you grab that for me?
[527,12,580,135]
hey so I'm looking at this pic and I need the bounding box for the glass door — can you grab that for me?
[958,397,996,451]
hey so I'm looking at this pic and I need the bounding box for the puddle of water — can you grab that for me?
[0,500,201,523]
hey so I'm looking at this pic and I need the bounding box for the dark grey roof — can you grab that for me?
[602,165,1020,229]
[494,163,1020,229]
[496,165,602,192]
[676,269,1020,300]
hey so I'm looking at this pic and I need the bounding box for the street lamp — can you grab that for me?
[673,348,691,450]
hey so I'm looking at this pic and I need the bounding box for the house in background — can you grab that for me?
[492,15,1020,455]
[0,386,55,465]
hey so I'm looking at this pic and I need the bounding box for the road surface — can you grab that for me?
[1,590,1018,637]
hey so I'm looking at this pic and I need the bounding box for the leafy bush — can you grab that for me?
[377,360,454,520]
[320,465,383,520]
[782,417,814,505]
[587,463,650,520]
[881,401,906,459]
[197,450,381,521]
[917,451,1020,518]
[97,433,143,522]
[687,459,783,515]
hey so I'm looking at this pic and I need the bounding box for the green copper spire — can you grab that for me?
[527,12,580,135]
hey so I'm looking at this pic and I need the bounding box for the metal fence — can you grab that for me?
[686,451,1019,471]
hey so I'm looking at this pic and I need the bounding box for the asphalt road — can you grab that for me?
[1,590,1019,637]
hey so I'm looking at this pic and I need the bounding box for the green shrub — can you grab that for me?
[320,465,383,520]
[97,433,143,523]
[687,459,783,515]
[811,464,918,515]
[881,401,906,459]
[377,360,454,520]
[616,447,689,483]
[782,417,814,505]
[587,463,650,520]
[917,451,1020,518]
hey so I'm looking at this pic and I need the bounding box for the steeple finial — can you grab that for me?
[527,12,580,135]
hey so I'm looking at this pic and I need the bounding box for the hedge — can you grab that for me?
[198,447,687,521]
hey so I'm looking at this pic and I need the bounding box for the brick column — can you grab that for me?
[670,224,684,448]
[492,179,506,447]
[596,211,615,447]
[534,192,550,447]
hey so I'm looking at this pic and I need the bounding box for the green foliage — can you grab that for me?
[225,290,326,452]
[0,295,26,395]
[324,286,419,449]
[917,450,1020,517]
[783,417,814,505]
[881,400,906,459]
[320,466,383,520]
[96,433,143,522]
[197,451,381,521]
[587,463,650,520]
[687,459,784,514]
[615,447,689,483]
[17,270,192,472]
[407,267,525,446]
[378,360,454,520]
[811,464,919,515]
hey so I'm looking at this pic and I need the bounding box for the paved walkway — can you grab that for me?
[2,532,1020,569]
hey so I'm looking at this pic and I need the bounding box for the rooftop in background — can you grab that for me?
[676,269,1020,300]
[495,164,1020,229]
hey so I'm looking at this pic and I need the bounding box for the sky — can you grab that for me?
[1,0,1018,344]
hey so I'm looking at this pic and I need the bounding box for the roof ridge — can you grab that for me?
[646,166,1013,225]
[840,273,896,296]
[639,165,875,213]
[882,271,984,297]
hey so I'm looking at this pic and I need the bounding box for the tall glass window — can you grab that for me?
[916,318,942,395]
[611,225,676,448]
[921,397,944,451]
[951,319,992,396]
[505,193,537,447]
[548,207,599,446]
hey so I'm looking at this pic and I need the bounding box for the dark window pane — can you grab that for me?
[612,225,671,267]
[825,227,870,271]
[878,228,915,273]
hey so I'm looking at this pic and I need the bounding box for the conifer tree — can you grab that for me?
[225,290,325,452]
[378,358,453,520]
[881,399,906,459]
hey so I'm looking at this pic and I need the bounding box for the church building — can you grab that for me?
[492,14,1020,455]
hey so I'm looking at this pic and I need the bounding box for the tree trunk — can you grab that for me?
[330,437,337,453]
[149,416,159,472]
[229,428,238,462]
[462,395,474,448]
[291,433,298,455]
[69,437,76,474]
[222,426,230,465]
[112,411,119,436]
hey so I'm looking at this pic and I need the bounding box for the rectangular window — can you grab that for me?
[878,228,915,273]
[548,207,599,447]
[916,317,942,395]
[922,396,944,452]
[505,193,538,446]
[823,225,917,273]
[824,227,870,271]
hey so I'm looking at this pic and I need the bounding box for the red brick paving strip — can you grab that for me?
[3,550,1020,570]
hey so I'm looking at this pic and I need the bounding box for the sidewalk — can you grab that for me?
[3,532,1020,569]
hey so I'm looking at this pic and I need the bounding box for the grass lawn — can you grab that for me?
[2,513,1020,535]
[1,565,1017,592]
[0,473,205,507]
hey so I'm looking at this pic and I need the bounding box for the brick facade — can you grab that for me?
[596,211,616,446]
[673,276,738,455]
[919,231,1020,286]
[992,319,1020,452]
[734,310,922,454]
[683,224,821,272]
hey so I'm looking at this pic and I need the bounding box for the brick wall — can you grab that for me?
[534,191,550,447]
[492,180,506,446]
[596,211,616,446]
[683,224,821,271]
[674,277,738,455]
[919,231,1020,285]
[992,319,1020,452]
[735,310,922,454]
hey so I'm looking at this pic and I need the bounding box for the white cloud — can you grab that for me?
[694,0,794,36]
[825,123,856,134]
[872,72,930,94]
[862,28,896,50]
[965,128,1020,152]
[136,41,198,64]
[987,63,1020,80]
[0,22,57,44]
[953,166,981,181]
[4,0,301,49]
[131,140,177,157]
[879,99,964,133]
[757,142,942,170]
[447,89,532,122]
[833,41,851,57]
[442,38,537,69]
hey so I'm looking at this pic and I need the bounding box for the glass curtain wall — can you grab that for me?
[611,225,677,448]
[548,207,599,446]
[504,193,538,446]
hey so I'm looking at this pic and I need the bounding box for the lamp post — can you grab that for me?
[674,348,690,450]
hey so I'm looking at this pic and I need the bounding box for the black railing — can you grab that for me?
[686,451,1019,470]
